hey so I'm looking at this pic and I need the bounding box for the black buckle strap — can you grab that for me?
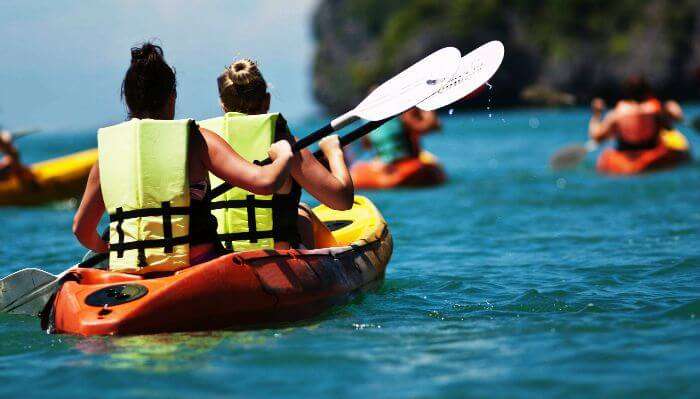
[108,206,189,221]
[109,235,191,253]
[212,195,275,251]
[109,201,190,263]
[246,195,258,243]
[115,207,125,257]
[162,202,173,253]
[209,198,273,210]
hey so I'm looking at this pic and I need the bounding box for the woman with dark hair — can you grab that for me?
[73,43,293,274]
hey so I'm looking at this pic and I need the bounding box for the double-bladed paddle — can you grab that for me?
[0,41,507,319]
[312,41,506,158]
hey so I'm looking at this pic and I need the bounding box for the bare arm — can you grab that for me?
[198,128,292,195]
[0,156,11,170]
[663,100,684,122]
[588,98,616,142]
[73,163,108,252]
[291,135,354,211]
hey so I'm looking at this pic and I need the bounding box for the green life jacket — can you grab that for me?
[98,119,191,274]
[199,112,277,252]
[369,117,412,163]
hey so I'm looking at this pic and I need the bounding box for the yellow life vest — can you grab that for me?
[98,119,191,274]
[199,112,277,252]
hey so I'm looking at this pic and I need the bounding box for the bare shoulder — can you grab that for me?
[198,127,227,148]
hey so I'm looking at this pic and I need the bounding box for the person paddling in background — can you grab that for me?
[201,59,353,250]
[0,129,35,183]
[588,76,684,150]
[362,107,441,165]
[73,43,293,273]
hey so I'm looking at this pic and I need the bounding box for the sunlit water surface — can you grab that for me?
[1,106,699,398]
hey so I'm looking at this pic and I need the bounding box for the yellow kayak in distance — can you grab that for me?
[0,149,97,206]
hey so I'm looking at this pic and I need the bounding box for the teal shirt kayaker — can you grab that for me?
[369,117,413,163]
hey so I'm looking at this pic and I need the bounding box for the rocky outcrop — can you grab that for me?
[312,0,700,112]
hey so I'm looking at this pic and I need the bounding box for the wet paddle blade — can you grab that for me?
[550,145,589,170]
[0,268,56,312]
[3,279,64,316]
[419,41,505,111]
[347,47,462,123]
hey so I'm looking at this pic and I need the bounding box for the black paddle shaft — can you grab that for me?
[209,119,388,199]
[312,119,388,159]
[209,123,335,198]
[257,123,336,167]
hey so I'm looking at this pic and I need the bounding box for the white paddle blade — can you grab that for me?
[353,47,461,121]
[418,41,505,111]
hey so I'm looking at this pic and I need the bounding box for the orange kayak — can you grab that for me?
[596,130,691,175]
[351,151,446,190]
[0,149,97,206]
[51,196,392,336]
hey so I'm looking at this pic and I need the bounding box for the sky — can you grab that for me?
[0,0,319,131]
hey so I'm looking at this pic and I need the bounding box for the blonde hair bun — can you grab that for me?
[217,59,268,114]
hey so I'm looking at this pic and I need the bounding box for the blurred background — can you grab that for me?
[3,0,699,131]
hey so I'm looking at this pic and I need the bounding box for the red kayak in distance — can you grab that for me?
[351,151,446,190]
[597,130,691,175]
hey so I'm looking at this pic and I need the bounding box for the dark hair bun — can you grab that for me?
[130,43,164,65]
[121,41,177,118]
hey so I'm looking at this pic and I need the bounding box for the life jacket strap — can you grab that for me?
[208,197,273,210]
[209,194,274,251]
[108,201,191,263]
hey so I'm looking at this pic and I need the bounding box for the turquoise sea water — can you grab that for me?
[1,107,699,398]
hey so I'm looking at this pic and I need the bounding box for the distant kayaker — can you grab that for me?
[73,43,293,273]
[205,59,353,250]
[589,76,684,150]
[362,107,441,164]
[0,130,34,183]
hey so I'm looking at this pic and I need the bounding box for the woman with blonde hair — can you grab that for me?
[201,59,353,250]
